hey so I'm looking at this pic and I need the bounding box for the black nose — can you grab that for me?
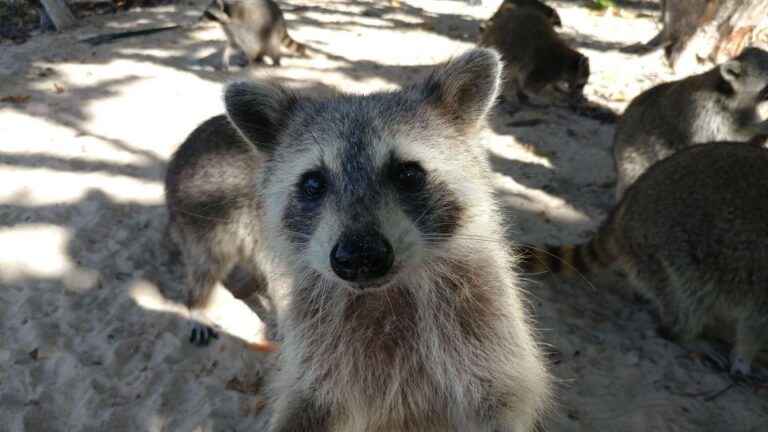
[330,230,394,282]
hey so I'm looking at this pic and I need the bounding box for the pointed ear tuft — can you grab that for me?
[224,80,292,153]
[425,48,503,129]
[720,60,744,83]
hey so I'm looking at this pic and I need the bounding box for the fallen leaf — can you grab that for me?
[54,83,65,93]
[566,128,587,140]
[249,340,279,353]
[226,376,262,394]
[1,95,30,104]
[226,376,243,391]
[614,8,635,18]
[610,91,628,102]
[253,397,267,414]
[390,0,400,7]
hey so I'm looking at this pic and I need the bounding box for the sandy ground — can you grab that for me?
[1,0,767,430]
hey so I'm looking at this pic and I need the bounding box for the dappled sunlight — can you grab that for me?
[0,224,72,281]
[0,166,163,205]
[488,136,555,169]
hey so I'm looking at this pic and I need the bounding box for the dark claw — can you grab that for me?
[189,323,219,347]
[700,349,730,372]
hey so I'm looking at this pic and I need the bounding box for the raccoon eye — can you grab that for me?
[300,171,326,200]
[394,162,426,193]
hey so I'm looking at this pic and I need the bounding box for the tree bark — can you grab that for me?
[659,0,768,73]
[39,0,76,31]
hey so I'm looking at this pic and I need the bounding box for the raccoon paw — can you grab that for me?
[189,322,219,347]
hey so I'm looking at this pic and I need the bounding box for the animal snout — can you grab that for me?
[330,230,394,283]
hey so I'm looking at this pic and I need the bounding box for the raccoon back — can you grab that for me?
[165,115,260,226]
[615,142,768,294]
[526,142,768,287]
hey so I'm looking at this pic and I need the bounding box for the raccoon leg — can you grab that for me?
[730,318,768,377]
[269,392,329,432]
[220,42,233,71]
[267,43,281,66]
[182,244,235,346]
[221,42,239,72]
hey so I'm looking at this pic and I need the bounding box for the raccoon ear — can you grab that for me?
[551,10,562,27]
[224,80,292,154]
[720,60,745,83]
[425,48,503,130]
[578,56,590,74]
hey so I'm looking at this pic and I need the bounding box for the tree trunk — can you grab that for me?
[659,0,768,73]
[39,0,76,31]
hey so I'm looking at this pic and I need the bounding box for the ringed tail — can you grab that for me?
[282,33,307,55]
[520,232,613,276]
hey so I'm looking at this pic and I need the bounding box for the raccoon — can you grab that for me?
[165,48,551,431]
[478,0,561,34]
[478,7,588,105]
[203,0,306,70]
[613,47,768,199]
[524,142,768,378]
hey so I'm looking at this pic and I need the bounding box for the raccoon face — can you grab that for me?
[558,55,589,101]
[224,49,502,292]
[529,53,589,104]
[720,47,768,104]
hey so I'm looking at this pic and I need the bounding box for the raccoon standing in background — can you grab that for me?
[478,0,561,34]
[203,0,306,70]
[524,142,768,379]
[613,47,768,199]
[478,5,588,105]
[166,48,551,431]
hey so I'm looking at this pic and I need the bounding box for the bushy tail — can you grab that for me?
[520,232,614,276]
[282,33,306,55]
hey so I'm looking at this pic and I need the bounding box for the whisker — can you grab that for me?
[171,206,312,238]
[514,244,597,292]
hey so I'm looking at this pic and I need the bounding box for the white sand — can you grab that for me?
[1,0,766,430]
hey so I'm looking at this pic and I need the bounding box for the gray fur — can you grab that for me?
[478,7,588,105]
[164,115,268,343]
[594,142,768,376]
[613,47,768,199]
[165,48,551,431]
[203,0,306,70]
